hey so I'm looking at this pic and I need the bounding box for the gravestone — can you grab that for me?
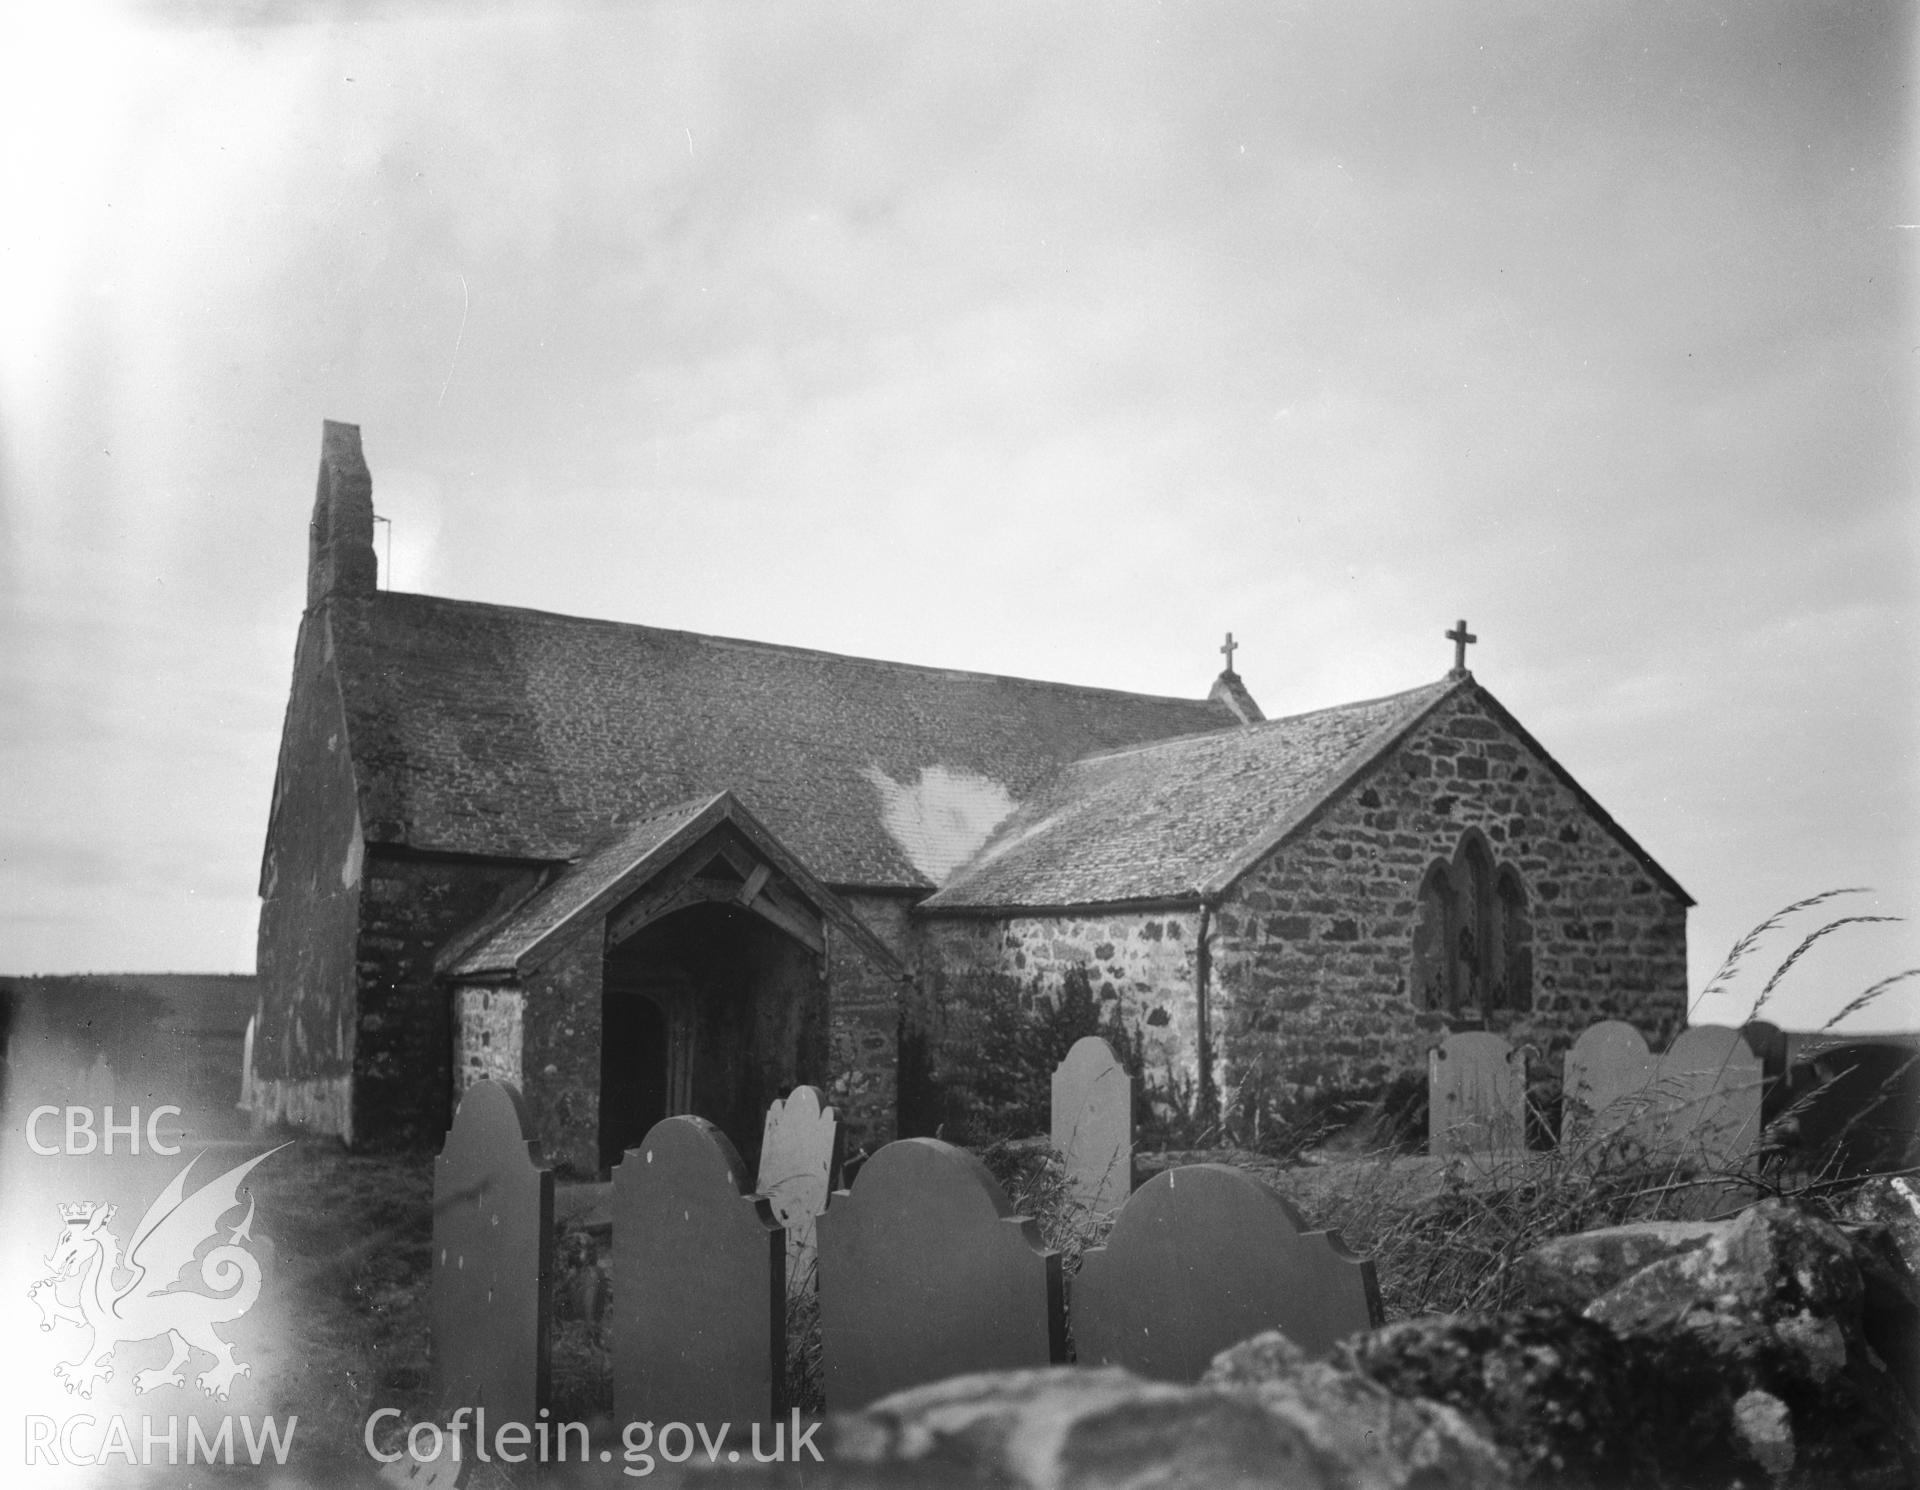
[1429,1031,1526,1155]
[817,1138,1064,1409]
[1074,1164,1381,1381]
[1635,1024,1763,1166]
[756,1085,841,1290]
[1051,1036,1133,1220]
[431,1079,553,1434]
[1561,1020,1655,1145]
[614,1116,784,1432]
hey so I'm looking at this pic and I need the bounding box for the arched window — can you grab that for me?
[1412,862,1452,1011]
[1492,867,1532,1011]
[1451,835,1493,1017]
[1409,835,1532,1018]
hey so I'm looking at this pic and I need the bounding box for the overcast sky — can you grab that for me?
[1,0,1913,1031]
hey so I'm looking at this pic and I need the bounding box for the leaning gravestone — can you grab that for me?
[1051,1036,1133,1220]
[1429,1031,1526,1155]
[1074,1164,1381,1381]
[614,1116,784,1432]
[1635,1024,1764,1167]
[1561,1020,1656,1145]
[431,1079,553,1434]
[756,1085,841,1290]
[817,1138,1064,1409]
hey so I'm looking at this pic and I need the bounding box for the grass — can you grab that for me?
[241,1142,435,1481]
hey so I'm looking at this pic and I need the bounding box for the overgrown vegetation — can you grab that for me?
[903,963,1152,1144]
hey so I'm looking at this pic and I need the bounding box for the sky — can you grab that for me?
[0,0,1914,1031]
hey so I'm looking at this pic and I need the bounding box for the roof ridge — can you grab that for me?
[371,589,1229,709]
[1069,676,1458,767]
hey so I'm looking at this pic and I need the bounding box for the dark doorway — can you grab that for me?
[600,899,827,1176]
[599,989,670,1173]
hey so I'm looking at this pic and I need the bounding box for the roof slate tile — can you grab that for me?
[331,593,1239,887]
[923,680,1459,908]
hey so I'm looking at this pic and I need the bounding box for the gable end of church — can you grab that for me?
[1206,682,1689,1129]
[907,681,1689,1139]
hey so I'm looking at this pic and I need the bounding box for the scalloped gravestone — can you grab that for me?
[817,1138,1065,1408]
[614,1116,784,1432]
[1074,1164,1381,1380]
[431,1079,553,1432]
[1562,1020,1656,1145]
[1633,1025,1764,1166]
[1051,1036,1133,1220]
[1429,1031,1526,1154]
[756,1085,841,1290]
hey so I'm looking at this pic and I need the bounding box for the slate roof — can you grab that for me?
[329,592,1239,888]
[445,796,719,975]
[925,675,1695,910]
[444,791,911,980]
[924,679,1463,909]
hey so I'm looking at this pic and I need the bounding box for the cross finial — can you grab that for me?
[1219,631,1239,675]
[1446,619,1477,675]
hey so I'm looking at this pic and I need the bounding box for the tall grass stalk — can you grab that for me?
[1747,914,1902,1022]
[1820,967,1920,1030]
[1688,886,1869,1019]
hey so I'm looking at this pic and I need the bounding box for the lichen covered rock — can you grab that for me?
[1342,1307,1729,1488]
[1512,1217,1723,1312]
[1487,1197,1920,1485]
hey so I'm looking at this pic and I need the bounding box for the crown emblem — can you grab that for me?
[58,1201,98,1224]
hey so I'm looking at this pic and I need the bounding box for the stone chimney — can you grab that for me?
[307,419,377,607]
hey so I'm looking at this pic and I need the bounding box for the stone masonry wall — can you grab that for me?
[827,892,914,1154]
[1212,685,1688,1127]
[353,850,547,1149]
[454,985,524,1093]
[519,921,604,1176]
[252,610,363,1136]
[913,910,1203,1119]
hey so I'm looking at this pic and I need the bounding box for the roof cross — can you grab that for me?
[1220,632,1239,675]
[1447,619,1477,675]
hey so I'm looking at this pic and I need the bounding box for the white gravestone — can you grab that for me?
[756,1085,841,1290]
[1051,1036,1133,1220]
[1561,1020,1656,1145]
[1430,1031,1526,1155]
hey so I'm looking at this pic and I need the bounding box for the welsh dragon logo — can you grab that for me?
[26,1144,289,1401]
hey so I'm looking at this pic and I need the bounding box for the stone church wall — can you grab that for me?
[1212,688,1688,1129]
[454,985,525,1093]
[251,611,364,1142]
[912,910,1203,1123]
[827,892,914,1154]
[518,921,604,1174]
[353,849,547,1149]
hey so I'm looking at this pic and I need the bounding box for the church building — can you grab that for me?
[250,422,1690,1173]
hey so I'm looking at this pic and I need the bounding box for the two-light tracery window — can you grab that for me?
[1411,831,1531,1017]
